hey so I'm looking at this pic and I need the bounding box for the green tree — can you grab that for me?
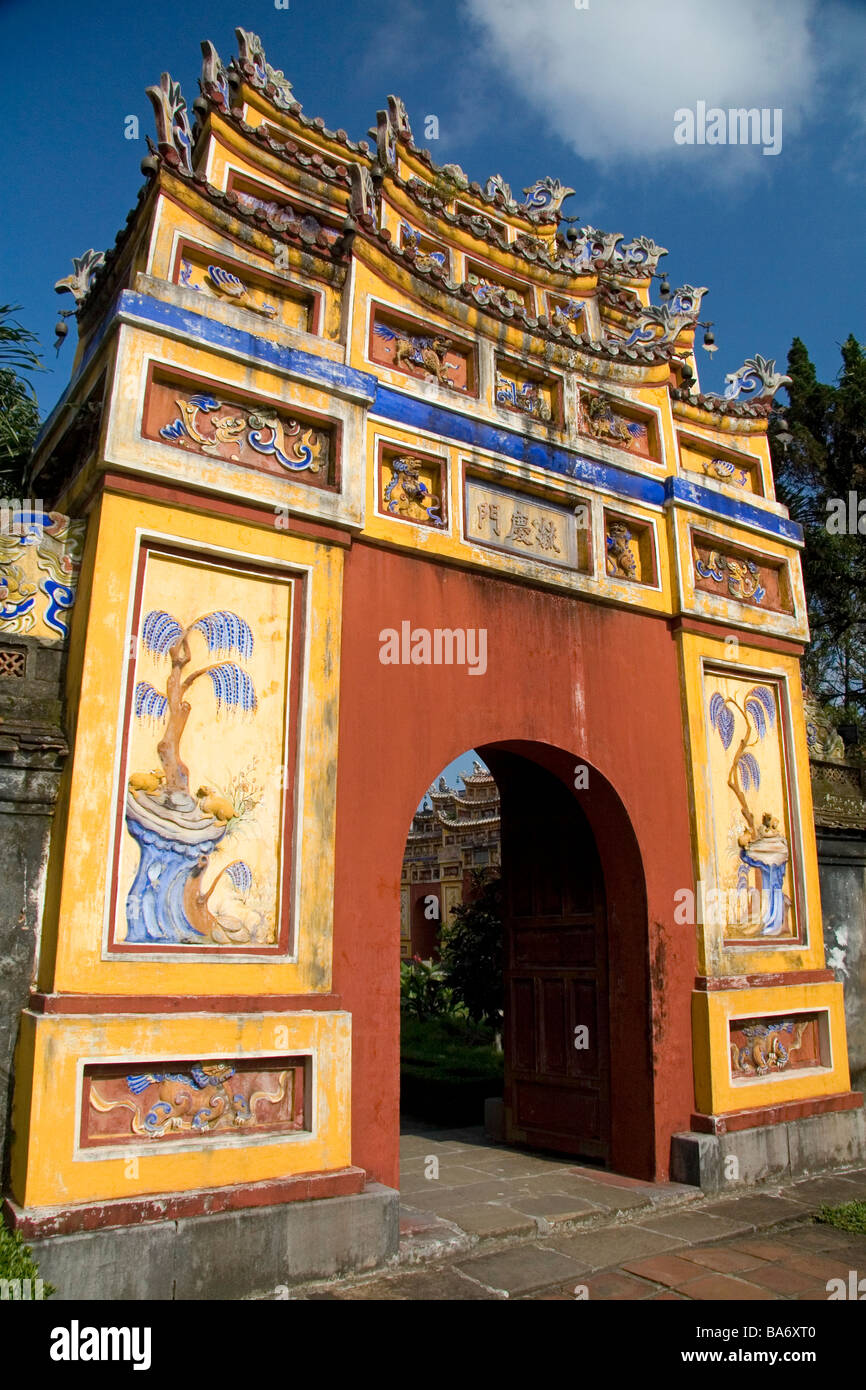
[771,335,866,726]
[0,304,43,495]
[439,872,503,1030]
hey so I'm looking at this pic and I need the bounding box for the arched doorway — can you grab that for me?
[482,747,610,1162]
[396,739,652,1175]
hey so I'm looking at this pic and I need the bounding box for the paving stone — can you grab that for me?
[783,1224,861,1252]
[456,1244,590,1295]
[568,1165,649,1189]
[399,1172,440,1195]
[461,1153,568,1179]
[405,1161,497,1187]
[432,1204,537,1238]
[543,1225,685,1270]
[729,1237,812,1261]
[393,1269,503,1300]
[430,1144,501,1159]
[399,1135,441,1157]
[508,1195,600,1225]
[786,1251,863,1282]
[700,1193,808,1228]
[580,1271,659,1299]
[678,1273,779,1301]
[399,1133,484,1157]
[638,1182,704,1209]
[739,1264,825,1295]
[403,1178,532,1211]
[296,1128,866,1301]
[516,1172,617,1204]
[528,1175,652,1211]
[636,1210,753,1243]
[398,1206,449,1235]
[621,1253,708,1289]
[788,1175,866,1205]
[823,1171,866,1196]
[339,1268,499,1300]
[676,1247,770,1274]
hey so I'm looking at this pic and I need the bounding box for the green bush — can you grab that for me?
[815,1200,866,1234]
[439,873,503,1030]
[0,1223,55,1296]
[400,956,453,1021]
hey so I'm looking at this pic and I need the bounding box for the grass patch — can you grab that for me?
[815,1200,866,1234]
[400,1013,503,1125]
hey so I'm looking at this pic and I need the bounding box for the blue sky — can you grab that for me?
[1,0,863,419]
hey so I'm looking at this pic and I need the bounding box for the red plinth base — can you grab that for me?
[3,1165,367,1239]
[690,1090,863,1136]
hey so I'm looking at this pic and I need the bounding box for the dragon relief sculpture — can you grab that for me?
[730,1020,808,1077]
[695,547,766,603]
[90,1063,291,1137]
[159,392,325,472]
[374,323,458,387]
[495,374,551,422]
[582,392,645,448]
[384,457,446,527]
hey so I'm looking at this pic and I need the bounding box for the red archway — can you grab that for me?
[332,541,697,1190]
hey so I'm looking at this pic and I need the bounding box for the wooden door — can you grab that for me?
[495,756,611,1160]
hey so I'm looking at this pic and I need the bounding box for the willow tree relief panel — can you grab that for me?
[704,669,801,944]
[108,548,298,953]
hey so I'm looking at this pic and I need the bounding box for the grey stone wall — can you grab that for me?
[0,635,67,1185]
[817,830,866,1096]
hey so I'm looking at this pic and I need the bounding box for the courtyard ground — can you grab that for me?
[290,1119,866,1300]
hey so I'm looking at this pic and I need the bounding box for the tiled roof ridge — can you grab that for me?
[670,384,774,421]
[76,158,349,326]
[351,211,674,369]
[395,172,658,288]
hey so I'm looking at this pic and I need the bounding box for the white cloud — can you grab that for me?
[461,0,823,168]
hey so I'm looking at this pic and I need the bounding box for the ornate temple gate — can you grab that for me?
[1,27,862,1298]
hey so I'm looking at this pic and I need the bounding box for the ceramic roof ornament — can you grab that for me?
[54,249,106,306]
[145,73,194,175]
[234,28,296,110]
[199,40,230,112]
[521,177,575,222]
[712,355,793,402]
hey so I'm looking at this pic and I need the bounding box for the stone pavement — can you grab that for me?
[290,1120,866,1300]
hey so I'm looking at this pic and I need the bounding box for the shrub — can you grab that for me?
[439,872,504,1030]
[815,1200,866,1234]
[0,1223,55,1296]
[400,956,452,1021]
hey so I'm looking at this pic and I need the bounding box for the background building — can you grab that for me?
[401,760,501,958]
